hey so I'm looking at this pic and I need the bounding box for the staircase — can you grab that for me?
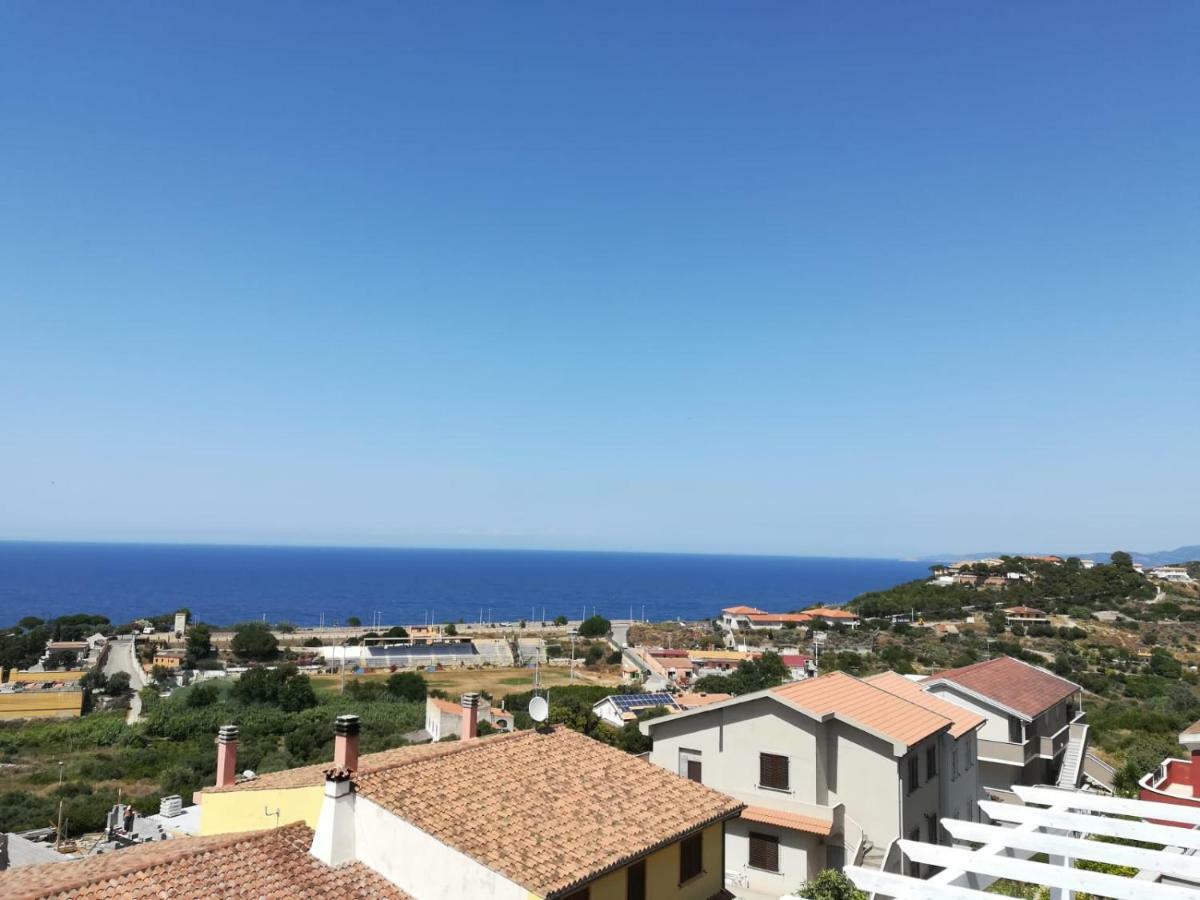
[1056,723,1088,789]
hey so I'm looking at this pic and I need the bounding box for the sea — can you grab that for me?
[0,542,932,628]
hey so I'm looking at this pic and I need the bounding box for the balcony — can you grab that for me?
[1038,710,1086,759]
[1141,757,1198,801]
[978,737,1033,766]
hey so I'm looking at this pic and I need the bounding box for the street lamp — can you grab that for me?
[58,761,64,785]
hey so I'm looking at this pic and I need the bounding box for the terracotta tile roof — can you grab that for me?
[676,691,732,708]
[801,607,858,619]
[1183,719,1200,737]
[203,734,511,794]
[741,805,833,836]
[780,654,809,667]
[865,671,985,739]
[0,822,408,900]
[428,696,490,717]
[354,726,744,897]
[745,612,813,624]
[688,650,757,662]
[771,671,951,750]
[722,605,766,615]
[928,656,1079,719]
[1004,606,1047,616]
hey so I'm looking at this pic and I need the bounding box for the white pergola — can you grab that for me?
[846,785,1200,900]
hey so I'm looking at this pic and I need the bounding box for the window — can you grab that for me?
[1008,717,1022,743]
[952,747,959,779]
[926,812,939,845]
[679,832,704,883]
[926,745,938,780]
[748,832,780,872]
[907,754,920,792]
[562,889,589,900]
[759,752,790,791]
[679,749,701,781]
[627,860,646,900]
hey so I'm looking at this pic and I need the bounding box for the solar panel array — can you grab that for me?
[609,692,679,712]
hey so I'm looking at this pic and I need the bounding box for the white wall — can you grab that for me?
[354,795,529,900]
[925,683,1015,743]
[724,817,820,896]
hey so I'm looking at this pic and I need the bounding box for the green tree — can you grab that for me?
[346,616,362,627]
[384,626,409,638]
[796,869,868,900]
[578,615,612,638]
[231,622,279,661]
[1112,761,1142,798]
[1110,550,1134,568]
[444,623,458,636]
[553,615,568,626]
[186,624,212,665]
[386,671,427,702]
[105,672,131,696]
[278,674,318,712]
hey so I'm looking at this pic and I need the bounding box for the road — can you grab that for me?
[103,635,148,723]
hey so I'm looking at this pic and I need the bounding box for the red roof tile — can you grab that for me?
[928,656,1079,719]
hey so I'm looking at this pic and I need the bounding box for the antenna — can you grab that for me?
[529,695,549,723]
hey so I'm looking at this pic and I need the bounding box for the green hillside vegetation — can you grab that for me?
[848,554,1156,620]
[0,666,424,837]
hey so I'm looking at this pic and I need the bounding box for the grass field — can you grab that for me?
[311,665,620,699]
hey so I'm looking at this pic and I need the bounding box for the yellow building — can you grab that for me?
[0,686,83,720]
[197,710,743,900]
[4,669,85,683]
[152,649,187,670]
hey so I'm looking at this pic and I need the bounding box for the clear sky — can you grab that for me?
[2,3,1198,558]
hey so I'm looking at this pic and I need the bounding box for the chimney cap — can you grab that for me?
[218,724,239,742]
[461,692,481,708]
[334,714,361,736]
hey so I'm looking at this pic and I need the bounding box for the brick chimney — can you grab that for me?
[461,692,480,740]
[216,725,239,788]
[334,714,360,771]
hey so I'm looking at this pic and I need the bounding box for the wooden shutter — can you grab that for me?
[687,759,702,782]
[679,832,703,882]
[748,832,779,872]
[759,752,789,790]
[627,860,646,900]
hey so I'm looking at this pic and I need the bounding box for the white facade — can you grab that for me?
[354,794,529,900]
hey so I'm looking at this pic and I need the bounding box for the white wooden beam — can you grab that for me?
[844,866,997,900]
[942,818,1200,883]
[1013,784,1200,827]
[897,840,1200,900]
[980,800,1200,852]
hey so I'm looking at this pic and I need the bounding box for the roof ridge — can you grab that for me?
[835,670,956,728]
[356,728,540,780]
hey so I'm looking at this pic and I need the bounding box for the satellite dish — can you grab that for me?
[529,696,549,723]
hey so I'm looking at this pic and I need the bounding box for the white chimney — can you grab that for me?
[310,767,356,867]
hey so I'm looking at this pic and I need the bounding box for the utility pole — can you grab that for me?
[55,799,64,850]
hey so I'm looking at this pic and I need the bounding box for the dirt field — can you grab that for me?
[311,665,621,699]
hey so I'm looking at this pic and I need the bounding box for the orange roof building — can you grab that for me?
[641,670,980,896]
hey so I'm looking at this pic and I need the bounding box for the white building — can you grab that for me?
[591,692,680,728]
[641,670,983,897]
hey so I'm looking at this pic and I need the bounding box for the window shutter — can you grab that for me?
[748,832,779,872]
[759,753,789,790]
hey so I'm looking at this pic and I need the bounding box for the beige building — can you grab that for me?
[642,670,983,897]
[921,656,1086,795]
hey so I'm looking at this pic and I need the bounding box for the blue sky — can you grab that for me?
[2,3,1198,557]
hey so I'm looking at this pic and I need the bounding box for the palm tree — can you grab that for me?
[1112,761,1143,798]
